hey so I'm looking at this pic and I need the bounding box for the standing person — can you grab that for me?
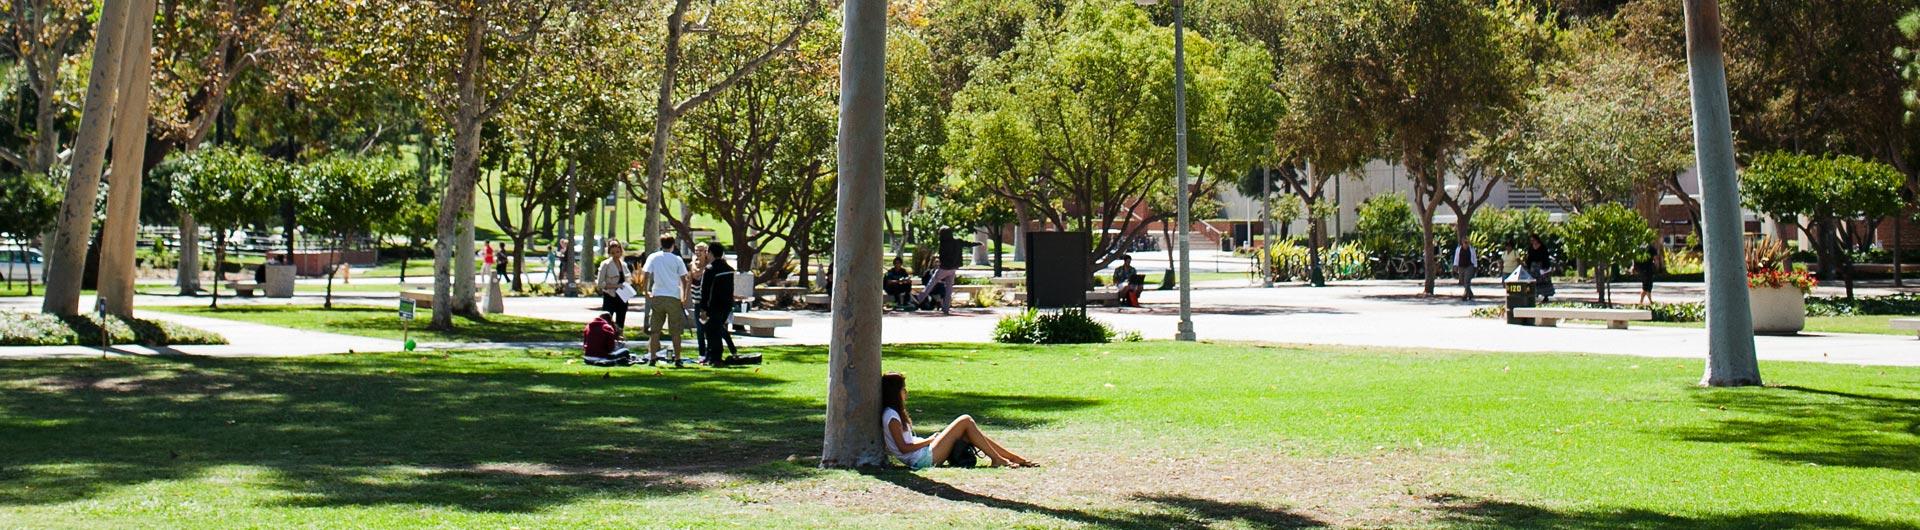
[595,240,633,334]
[914,228,976,315]
[1635,240,1659,305]
[483,242,497,281]
[1525,235,1556,303]
[1112,255,1143,307]
[1452,240,1478,300]
[698,242,738,366]
[639,234,690,364]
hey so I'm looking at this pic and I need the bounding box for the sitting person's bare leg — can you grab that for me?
[927,415,1032,467]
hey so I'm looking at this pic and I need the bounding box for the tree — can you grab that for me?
[635,0,834,251]
[167,146,282,308]
[1353,195,1420,263]
[1277,0,1544,295]
[0,0,90,176]
[1558,203,1654,306]
[0,171,62,294]
[945,5,1279,274]
[299,154,410,308]
[1741,151,1908,299]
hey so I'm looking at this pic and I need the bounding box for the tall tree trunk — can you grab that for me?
[400,236,411,284]
[325,234,340,309]
[822,0,886,469]
[640,0,693,253]
[42,0,134,316]
[210,229,225,309]
[1685,0,1760,387]
[580,201,598,286]
[456,197,477,313]
[431,10,487,330]
[178,213,201,294]
[511,235,526,292]
[97,0,159,317]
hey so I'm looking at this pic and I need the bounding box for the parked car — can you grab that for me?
[0,247,46,283]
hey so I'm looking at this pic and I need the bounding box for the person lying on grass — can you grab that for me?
[881,372,1036,469]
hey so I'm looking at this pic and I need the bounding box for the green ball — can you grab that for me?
[404,339,417,352]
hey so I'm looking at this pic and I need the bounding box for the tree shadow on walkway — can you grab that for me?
[868,471,1328,529]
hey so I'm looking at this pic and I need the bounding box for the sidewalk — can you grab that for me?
[0,304,401,359]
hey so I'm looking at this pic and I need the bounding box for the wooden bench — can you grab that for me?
[401,290,435,308]
[1512,307,1653,329]
[732,313,793,338]
[1893,318,1920,339]
[228,281,260,297]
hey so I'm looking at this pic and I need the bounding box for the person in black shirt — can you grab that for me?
[697,242,737,366]
[915,228,977,315]
[1635,240,1658,305]
[1525,235,1556,303]
[884,257,913,308]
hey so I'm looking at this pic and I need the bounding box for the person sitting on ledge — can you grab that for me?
[881,371,1036,469]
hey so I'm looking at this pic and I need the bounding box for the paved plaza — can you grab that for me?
[6,275,1912,366]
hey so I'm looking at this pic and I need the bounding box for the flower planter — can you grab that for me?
[1748,285,1806,335]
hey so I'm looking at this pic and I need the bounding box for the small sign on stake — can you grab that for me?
[398,299,417,352]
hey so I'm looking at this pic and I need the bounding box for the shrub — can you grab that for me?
[1559,204,1656,304]
[969,286,1005,308]
[1469,301,1704,323]
[0,311,227,346]
[1355,195,1420,258]
[993,308,1115,344]
[1806,293,1920,316]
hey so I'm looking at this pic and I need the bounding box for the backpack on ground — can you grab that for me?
[584,348,635,367]
[943,439,979,468]
[724,353,763,365]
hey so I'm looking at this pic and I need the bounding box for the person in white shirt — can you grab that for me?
[639,235,691,362]
[880,372,1035,469]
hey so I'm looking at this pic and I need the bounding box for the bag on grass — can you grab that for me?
[584,348,635,367]
[725,353,763,365]
[943,439,979,468]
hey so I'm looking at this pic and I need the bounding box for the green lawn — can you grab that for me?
[1646,314,1920,336]
[1,342,1915,528]
[143,305,580,344]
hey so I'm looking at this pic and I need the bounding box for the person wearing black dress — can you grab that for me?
[1635,240,1659,305]
[1525,235,1556,303]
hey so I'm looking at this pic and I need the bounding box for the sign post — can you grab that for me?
[398,299,417,352]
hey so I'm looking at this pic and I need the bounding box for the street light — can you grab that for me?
[1136,0,1195,341]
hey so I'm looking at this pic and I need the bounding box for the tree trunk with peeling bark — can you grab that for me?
[42,0,134,316]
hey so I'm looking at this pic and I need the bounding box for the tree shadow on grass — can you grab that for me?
[1668,384,1920,472]
[0,352,1098,513]
[1427,494,1920,530]
[867,471,1328,529]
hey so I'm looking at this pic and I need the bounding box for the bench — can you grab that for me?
[401,290,435,308]
[1085,290,1119,305]
[732,313,793,338]
[1893,318,1920,339]
[988,277,1025,287]
[1513,307,1653,329]
[802,293,831,308]
[228,281,260,297]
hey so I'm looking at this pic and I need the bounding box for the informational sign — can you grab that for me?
[399,299,416,321]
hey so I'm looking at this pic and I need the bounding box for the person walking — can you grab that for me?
[1452,240,1478,300]
[639,234,690,365]
[595,240,633,334]
[1635,240,1659,305]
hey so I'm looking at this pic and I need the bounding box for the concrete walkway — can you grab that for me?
[1,279,1913,366]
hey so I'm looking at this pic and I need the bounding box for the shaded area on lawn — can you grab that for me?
[872,470,1331,529]
[1671,384,1920,472]
[143,305,579,344]
[0,349,1097,512]
[1429,494,1920,530]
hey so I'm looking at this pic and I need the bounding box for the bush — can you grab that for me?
[0,311,228,346]
[1807,293,1920,316]
[1354,195,1419,258]
[1470,301,1704,323]
[993,308,1115,344]
[969,286,1005,308]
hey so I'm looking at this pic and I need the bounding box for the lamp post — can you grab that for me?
[1262,166,1273,288]
[1137,0,1195,341]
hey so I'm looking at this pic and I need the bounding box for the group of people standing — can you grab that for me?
[585,234,740,367]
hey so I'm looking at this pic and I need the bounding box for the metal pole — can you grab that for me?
[1684,0,1760,386]
[1263,166,1272,288]
[1173,0,1195,341]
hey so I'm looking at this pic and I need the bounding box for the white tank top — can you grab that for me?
[881,408,922,457]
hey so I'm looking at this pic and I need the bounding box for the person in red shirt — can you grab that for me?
[583,312,631,365]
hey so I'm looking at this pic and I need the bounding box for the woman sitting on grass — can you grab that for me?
[881,372,1036,469]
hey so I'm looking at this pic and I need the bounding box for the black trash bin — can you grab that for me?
[1503,266,1537,326]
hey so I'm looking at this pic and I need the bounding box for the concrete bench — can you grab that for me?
[1893,318,1920,339]
[802,293,831,308]
[988,277,1025,287]
[732,313,793,338]
[1086,290,1119,305]
[1513,307,1653,329]
[401,290,435,308]
[228,281,260,297]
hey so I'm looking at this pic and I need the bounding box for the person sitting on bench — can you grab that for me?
[1112,255,1144,307]
[582,312,633,366]
[884,257,914,308]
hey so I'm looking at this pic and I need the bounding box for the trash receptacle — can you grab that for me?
[1503,266,1536,325]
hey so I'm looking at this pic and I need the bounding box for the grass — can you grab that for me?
[1,342,1916,528]
[0,311,227,346]
[142,305,579,344]
[1645,314,1920,336]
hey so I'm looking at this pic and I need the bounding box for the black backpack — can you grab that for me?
[943,439,980,468]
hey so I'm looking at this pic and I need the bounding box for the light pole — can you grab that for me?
[1137,0,1195,341]
[1262,166,1273,288]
